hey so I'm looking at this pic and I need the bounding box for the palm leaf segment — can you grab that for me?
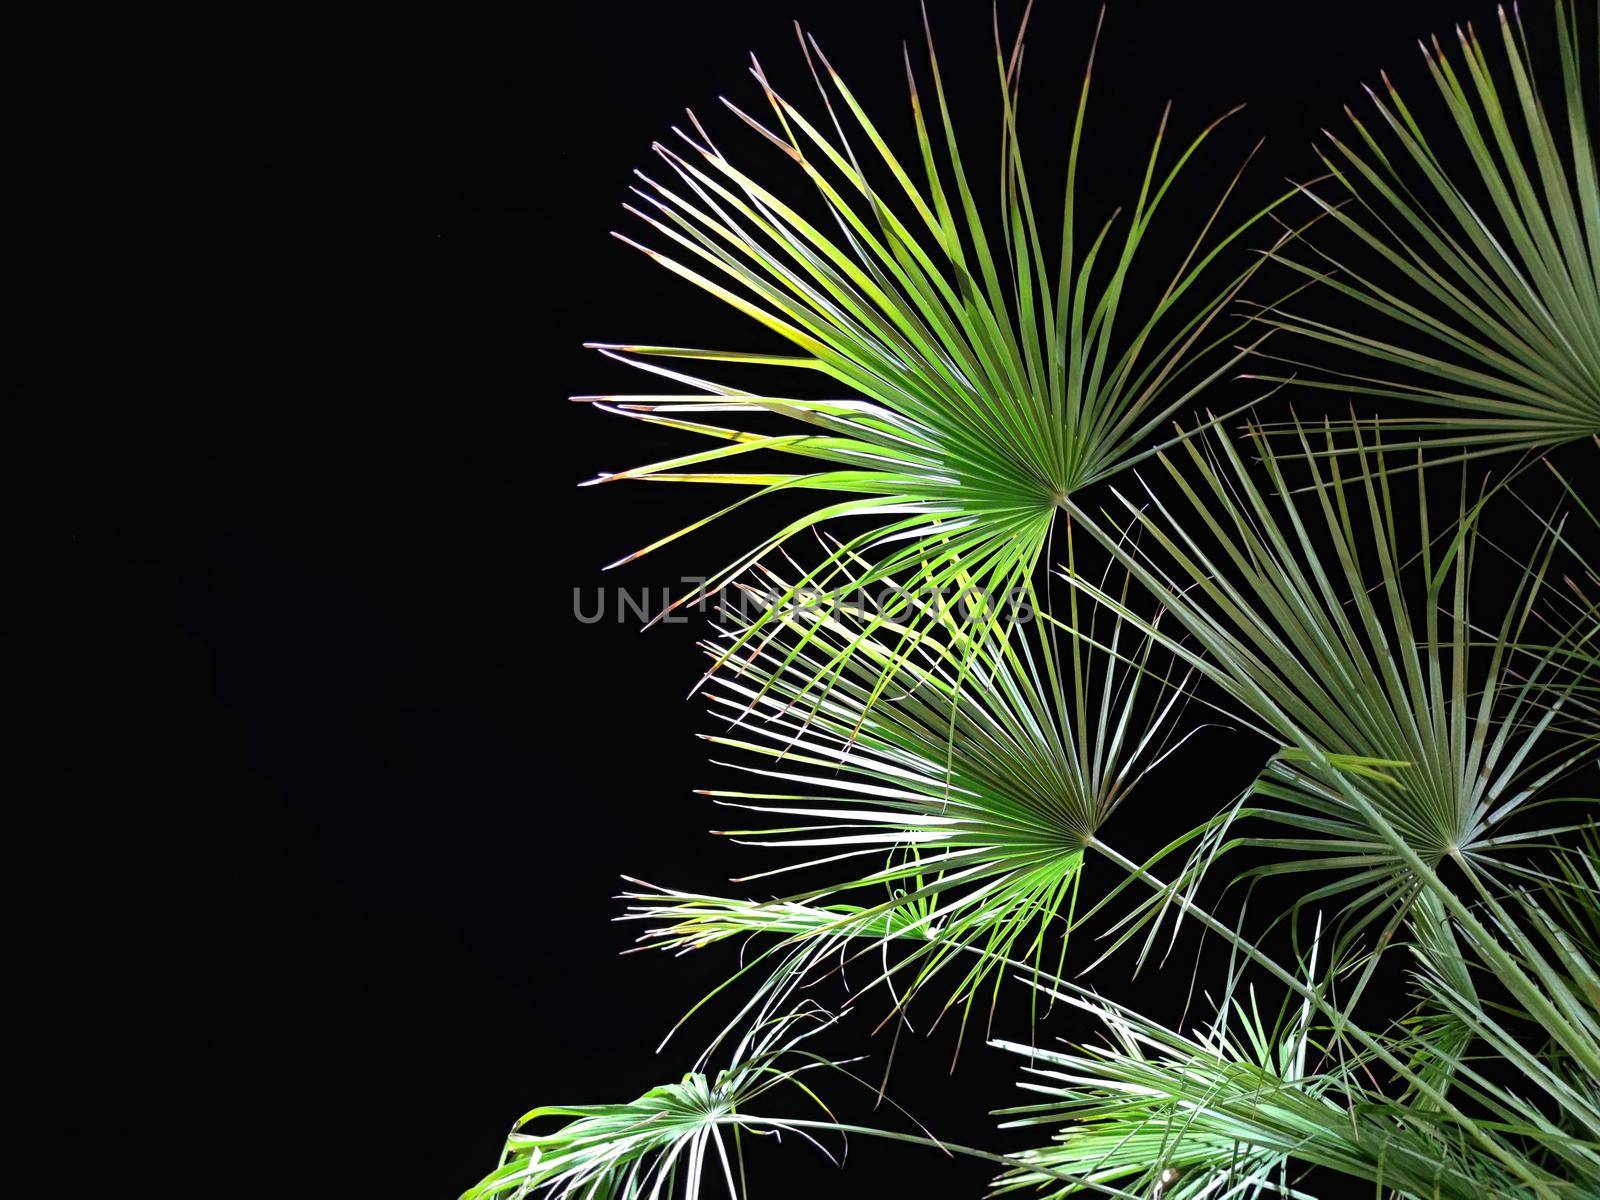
[1401,843,1600,1176]
[683,556,1193,1030]
[1258,0,1600,460]
[991,939,1560,1200]
[462,1005,847,1200]
[1066,423,1591,933]
[994,822,1600,1200]
[496,7,1600,1199]
[586,9,1279,666]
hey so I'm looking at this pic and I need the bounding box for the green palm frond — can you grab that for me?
[1344,829,1600,1179]
[584,8,1284,675]
[1377,831,1600,1183]
[1398,887,1600,1170]
[619,883,940,1060]
[1064,422,1591,935]
[484,9,1600,1200]
[1015,826,1600,1199]
[1251,0,1600,462]
[1400,890,1481,1102]
[623,886,932,955]
[683,556,1197,1032]
[622,880,1600,1195]
[462,1005,848,1200]
[991,953,1557,1200]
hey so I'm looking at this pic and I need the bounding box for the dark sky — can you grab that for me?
[36,1,1592,1197]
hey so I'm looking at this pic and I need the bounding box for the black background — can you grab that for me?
[35,1,1597,1196]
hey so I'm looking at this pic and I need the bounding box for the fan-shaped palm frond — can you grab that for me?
[478,9,1600,1200]
[584,8,1284,675]
[462,1005,849,1200]
[990,946,1571,1200]
[995,817,1600,1200]
[1252,0,1600,462]
[683,555,1196,1033]
[1398,858,1600,1168]
[624,872,1600,1196]
[1064,422,1591,942]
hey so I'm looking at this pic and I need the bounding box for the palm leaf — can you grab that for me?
[991,945,1562,1200]
[680,553,1197,1037]
[584,7,1285,681]
[1064,421,1591,941]
[1251,0,1600,462]
[462,1004,850,1200]
[508,10,1600,1200]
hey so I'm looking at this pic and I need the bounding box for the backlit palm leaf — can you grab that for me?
[1399,849,1600,1167]
[477,8,1600,1200]
[1252,0,1600,462]
[584,8,1283,675]
[680,555,1196,1033]
[1063,422,1591,936]
[462,1005,848,1200]
[992,947,1568,1200]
